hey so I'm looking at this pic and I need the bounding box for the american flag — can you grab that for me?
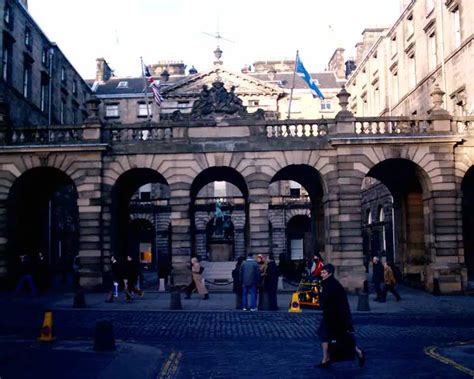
[143,64,164,106]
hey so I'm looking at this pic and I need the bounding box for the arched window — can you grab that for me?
[366,209,372,225]
[378,206,387,252]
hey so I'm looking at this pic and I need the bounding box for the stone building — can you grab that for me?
[347,0,473,117]
[0,0,91,127]
[90,52,347,123]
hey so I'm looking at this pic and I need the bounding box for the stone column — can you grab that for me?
[169,195,191,285]
[248,193,270,256]
[77,169,104,288]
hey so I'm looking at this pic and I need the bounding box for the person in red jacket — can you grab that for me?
[311,254,325,279]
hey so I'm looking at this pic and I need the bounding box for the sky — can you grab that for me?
[28,0,401,80]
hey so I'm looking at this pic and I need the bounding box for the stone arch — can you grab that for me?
[6,166,79,286]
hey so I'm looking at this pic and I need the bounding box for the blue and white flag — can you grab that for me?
[295,54,324,99]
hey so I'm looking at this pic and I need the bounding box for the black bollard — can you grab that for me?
[433,278,441,296]
[235,293,242,310]
[357,293,370,311]
[93,319,116,352]
[363,280,369,294]
[170,291,182,310]
[73,289,86,308]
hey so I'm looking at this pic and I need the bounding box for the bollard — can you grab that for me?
[357,293,370,311]
[363,280,369,294]
[73,289,86,308]
[170,291,182,310]
[93,319,116,352]
[159,278,166,293]
[433,278,441,296]
[235,292,242,310]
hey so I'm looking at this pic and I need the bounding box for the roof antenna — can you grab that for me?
[202,15,234,67]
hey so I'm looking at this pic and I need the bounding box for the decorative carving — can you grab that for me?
[189,81,264,120]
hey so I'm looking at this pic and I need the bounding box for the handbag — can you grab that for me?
[199,266,205,274]
[328,331,356,362]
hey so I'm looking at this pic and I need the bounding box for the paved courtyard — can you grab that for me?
[1,286,474,378]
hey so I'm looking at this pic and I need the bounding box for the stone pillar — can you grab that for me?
[0,197,8,282]
[169,195,191,285]
[325,166,365,291]
[77,167,104,288]
[248,193,270,255]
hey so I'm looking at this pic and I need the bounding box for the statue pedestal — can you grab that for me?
[209,243,233,262]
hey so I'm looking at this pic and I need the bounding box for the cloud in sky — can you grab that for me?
[28,0,401,79]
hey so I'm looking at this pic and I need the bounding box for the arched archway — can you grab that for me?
[112,168,170,277]
[7,167,79,288]
[190,167,248,261]
[269,164,325,264]
[364,158,432,285]
[461,167,474,281]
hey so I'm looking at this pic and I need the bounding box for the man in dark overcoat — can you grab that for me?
[316,264,365,369]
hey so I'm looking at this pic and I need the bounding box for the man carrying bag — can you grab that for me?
[315,264,365,369]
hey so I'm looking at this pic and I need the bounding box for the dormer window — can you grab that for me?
[117,81,128,89]
[25,27,32,49]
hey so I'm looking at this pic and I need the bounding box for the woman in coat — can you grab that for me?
[185,257,209,300]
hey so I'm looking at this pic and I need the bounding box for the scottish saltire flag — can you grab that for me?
[143,63,164,106]
[295,54,324,99]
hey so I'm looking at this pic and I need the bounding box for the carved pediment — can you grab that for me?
[161,67,284,98]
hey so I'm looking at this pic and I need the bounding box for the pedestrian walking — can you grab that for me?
[232,256,245,309]
[125,255,144,298]
[105,256,131,303]
[371,256,384,302]
[15,254,37,296]
[380,261,401,302]
[256,254,268,310]
[264,254,279,310]
[240,252,260,311]
[315,264,365,369]
[184,257,209,300]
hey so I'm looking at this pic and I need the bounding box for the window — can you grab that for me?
[23,63,32,99]
[214,181,226,198]
[2,38,12,83]
[105,104,119,118]
[248,100,259,107]
[60,99,66,124]
[406,13,414,38]
[41,48,49,67]
[408,53,416,88]
[40,83,47,112]
[425,0,434,14]
[428,32,437,71]
[367,209,372,225]
[452,7,461,48]
[391,70,399,103]
[4,3,13,29]
[72,80,77,95]
[139,184,152,201]
[378,206,387,252]
[289,181,301,197]
[117,81,128,88]
[61,67,66,83]
[137,103,151,117]
[73,105,78,124]
[320,99,332,111]
[391,34,397,57]
[177,101,190,108]
[373,86,380,113]
[24,28,32,49]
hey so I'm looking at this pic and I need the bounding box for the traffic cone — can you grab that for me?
[288,292,302,313]
[38,310,56,342]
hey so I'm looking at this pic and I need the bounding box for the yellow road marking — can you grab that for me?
[424,341,474,377]
[159,350,182,379]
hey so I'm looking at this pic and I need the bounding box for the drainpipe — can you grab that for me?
[48,47,55,126]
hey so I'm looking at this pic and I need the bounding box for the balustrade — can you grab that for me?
[354,117,431,135]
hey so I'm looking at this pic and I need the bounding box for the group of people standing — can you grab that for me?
[371,256,402,302]
[105,255,144,303]
[232,252,279,311]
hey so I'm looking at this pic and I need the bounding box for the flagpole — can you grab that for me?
[140,56,151,120]
[287,50,298,120]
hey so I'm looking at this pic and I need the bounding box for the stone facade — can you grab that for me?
[347,0,474,117]
[0,0,91,127]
